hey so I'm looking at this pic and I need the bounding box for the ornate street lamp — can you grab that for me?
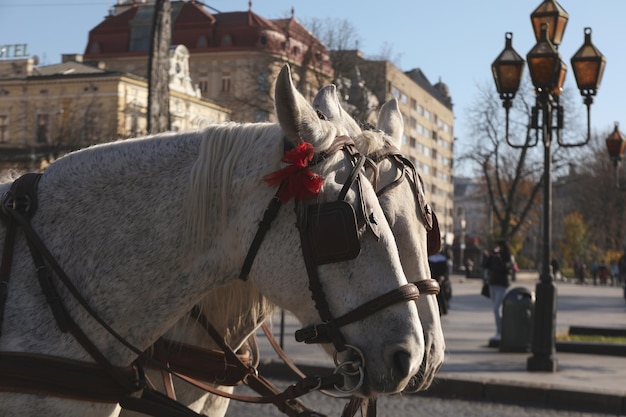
[530,0,569,46]
[606,123,626,189]
[491,0,605,372]
[572,28,607,142]
[492,32,525,144]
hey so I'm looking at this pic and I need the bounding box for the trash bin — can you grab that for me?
[500,287,535,352]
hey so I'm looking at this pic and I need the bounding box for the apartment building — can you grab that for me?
[331,51,455,235]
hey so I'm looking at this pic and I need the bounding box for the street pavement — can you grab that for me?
[236,271,626,415]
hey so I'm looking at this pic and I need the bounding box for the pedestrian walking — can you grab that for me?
[484,240,512,344]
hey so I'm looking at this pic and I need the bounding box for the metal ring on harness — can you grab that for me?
[331,344,365,394]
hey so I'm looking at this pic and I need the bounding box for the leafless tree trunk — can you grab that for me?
[147,0,171,134]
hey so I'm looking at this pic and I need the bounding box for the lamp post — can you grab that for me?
[606,123,626,189]
[491,0,605,372]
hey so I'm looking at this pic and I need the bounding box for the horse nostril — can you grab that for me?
[393,350,413,379]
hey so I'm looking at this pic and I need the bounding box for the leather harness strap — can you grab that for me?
[187,306,332,417]
[0,173,41,336]
[0,174,208,417]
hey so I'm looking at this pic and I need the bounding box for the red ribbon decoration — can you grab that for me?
[263,142,324,203]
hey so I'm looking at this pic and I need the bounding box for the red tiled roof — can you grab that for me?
[83,1,329,61]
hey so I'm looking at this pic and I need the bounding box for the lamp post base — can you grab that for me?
[527,354,557,372]
[527,279,558,372]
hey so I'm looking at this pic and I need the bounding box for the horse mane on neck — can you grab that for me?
[195,280,275,345]
[184,122,280,251]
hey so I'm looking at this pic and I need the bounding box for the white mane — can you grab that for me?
[354,128,391,155]
[185,122,281,251]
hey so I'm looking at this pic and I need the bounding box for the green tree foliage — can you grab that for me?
[559,211,589,264]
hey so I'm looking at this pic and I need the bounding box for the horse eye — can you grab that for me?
[315,110,327,121]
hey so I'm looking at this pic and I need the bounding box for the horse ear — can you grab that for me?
[313,85,342,121]
[313,84,362,137]
[377,98,403,147]
[274,64,322,147]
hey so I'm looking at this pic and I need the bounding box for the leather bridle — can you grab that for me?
[239,135,425,393]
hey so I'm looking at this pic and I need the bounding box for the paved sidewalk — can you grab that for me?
[253,271,626,414]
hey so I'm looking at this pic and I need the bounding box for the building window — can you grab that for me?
[127,114,139,136]
[221,72,231,93]
[199,73,209,94]
[82,110,99,144]
[391,86,400,99]
[409,136,416,148]
[255,111,269,122]
[36,113,50,144]
[417,105,424,116]
[400,93,408,105]
[410,98,417,110]
[197,36,208,48]
[0,114,8,142]
[222,35,232,46]
[257,71,269,92]
[424,109,431,120]
[90,42,101,54]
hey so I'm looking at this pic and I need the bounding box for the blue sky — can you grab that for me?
[1,1,625,174]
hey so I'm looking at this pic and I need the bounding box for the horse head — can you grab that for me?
[257,65,424,395]
[312,86,445,392]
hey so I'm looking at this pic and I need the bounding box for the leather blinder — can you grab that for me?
[305,201,361,265]
[427,211,442,256]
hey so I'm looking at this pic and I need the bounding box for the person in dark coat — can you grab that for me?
[484,240,512,343]
[429,249,451,315]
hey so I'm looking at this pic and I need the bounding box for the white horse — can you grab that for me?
[0,65,423,417]
[120,87,446,417]
[312,86,445,392]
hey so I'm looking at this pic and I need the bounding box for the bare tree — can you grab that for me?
[303,17,361,51]
[464,80,542,245]
[147,0,171,133]
[462,77,586,252]
[564,128,626,253]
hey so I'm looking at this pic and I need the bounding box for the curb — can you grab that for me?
[420,376,626,415]
[258,360,626,415]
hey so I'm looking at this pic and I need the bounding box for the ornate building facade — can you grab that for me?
[0,47,229,172]
[83,0,334,122]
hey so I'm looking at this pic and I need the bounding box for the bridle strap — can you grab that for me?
[295,283,420,345]
[239,194,282,281]
[415,278,440,295]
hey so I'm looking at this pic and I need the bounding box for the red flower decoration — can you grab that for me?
[263,142,324,202]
